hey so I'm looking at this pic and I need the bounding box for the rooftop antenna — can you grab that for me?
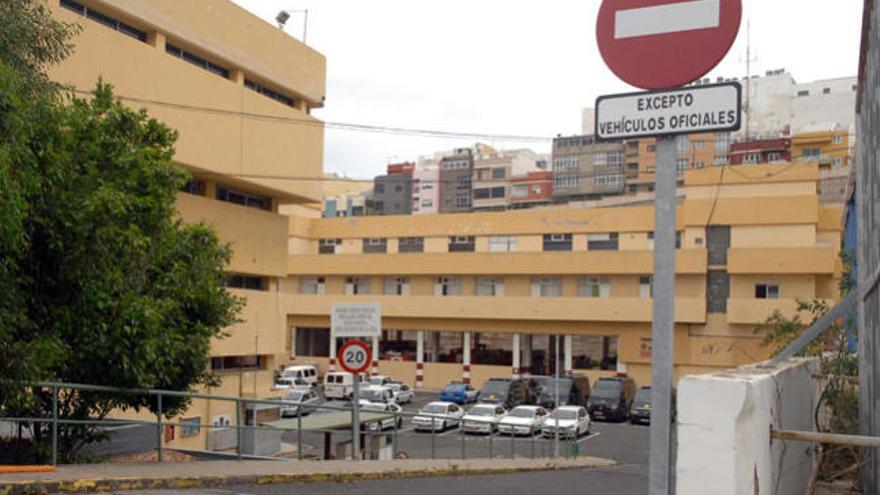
[739,18,759,140]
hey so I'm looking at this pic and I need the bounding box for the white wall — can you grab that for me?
[676,358,820,495]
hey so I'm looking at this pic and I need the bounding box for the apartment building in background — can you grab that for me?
[49,0,326,451]
[438,148,476,213]
[412,160,440,215]
[472,149,541,211]
[551,135,626,201]
[729,137,792,165]
[510,171,553,209]
[286,163,841,390]
[371,162,414,216]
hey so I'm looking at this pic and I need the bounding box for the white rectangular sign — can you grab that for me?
[595,82,741,140]
[331,303,381,338]
[615,0,720,39]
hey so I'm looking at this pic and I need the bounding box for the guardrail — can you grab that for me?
[0,382,583,465]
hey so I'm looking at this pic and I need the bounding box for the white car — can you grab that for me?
[357,385,396,405]
[272,376,312,393]
[369,375,393,386]
[497,406,549,436]
[413,401,464,432]
[542,406,591,439]
[461,404,507,434]
[387,382,414,404]
[279,389,322,417]
[361,401,404,431]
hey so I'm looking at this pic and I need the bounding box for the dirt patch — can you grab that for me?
[105,451,195,464]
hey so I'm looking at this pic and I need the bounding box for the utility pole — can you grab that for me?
[740,19,758,141]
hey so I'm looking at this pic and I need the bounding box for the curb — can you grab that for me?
[0,460,617,495]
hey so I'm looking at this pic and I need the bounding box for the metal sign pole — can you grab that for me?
[649,134,677,495]
[352,374,360,460]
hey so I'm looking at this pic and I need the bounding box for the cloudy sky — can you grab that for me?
[232,0,863,180]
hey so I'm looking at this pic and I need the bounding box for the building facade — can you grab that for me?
[49,0,326,451]
[509,171,553,209]
[412,160,440,215]
[287,163,841,391]
[472,149,541,211]
[729,137,792,165]
[371,163,414,216]
[551,135,626,201]
[438,148,474,213]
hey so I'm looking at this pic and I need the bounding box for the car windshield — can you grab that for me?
[388,383,401,392]
[634,389,652,405]
[467,406,496,417]
[592,381,621,399]
[359,389,386,402]
[361,402,386,412]
[443,384,465,393]
[548,409,578,420]
[285,391,304,401]
[281,369,298,377]
[421,404,448,414]
[508,408,536,418]
[370,377,385,385]
[539,379,573,397]
[481,381,509,396]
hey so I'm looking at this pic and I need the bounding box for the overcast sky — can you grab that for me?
[232,0,863,180]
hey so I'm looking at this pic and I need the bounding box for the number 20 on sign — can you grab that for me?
[338,340,372,374]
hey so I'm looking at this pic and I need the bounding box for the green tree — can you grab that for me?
[0,0,79,90]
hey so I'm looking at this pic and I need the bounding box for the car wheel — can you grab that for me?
[441,421,447,431]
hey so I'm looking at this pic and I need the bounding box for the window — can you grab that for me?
[300,277,325,295]
[166,43,230,79]
[797,90,810,97]
[181,418,201,438]
[833,158,843,167]
[244,79,296,107]
[543,233,573,251]
[715,155,730,165]
[345,277,371,295]
[823,87,831,94]
[743,153,760,164]
[394,185,403,193]
[553,156,579,170]
[319,238,342,254]
[647,144,657,153]
[363,237,388,254]
[181,180,206,196]
[512,184,529,198]
[578,277,610,298]
[449,236,476,252]
[492,168,506,179]
[216,187,271,211]
[832,134,843,144]
[715,133,731,153]
[802,148,822,159]
[474,188,490,200]
[647,231,682,250]
[531,277,562,297]
[767,152,782,162]
[488,235,517,252]
[374,184,385,194]
[593,174,623,186]
[640,276,654,299]
[607,150,623,166]
[60,0,148,43]
[384,277,410,295]
[553,175,581,190]
[435,277,462,296]
[593,151,608,166]
[676,136,690,154]
[398,237,424,253]
[693,141,705,150]
[676,159,689,172]
[211,355,261,372]
[490,186,505,198]
[421,199,433,208]
[694,161,706,169]
[755,284,780,299]
[456,194,470,207]
[588,233,619,250]
[476,277,505,296]
[457,176,471,188]
[226,275,266,291]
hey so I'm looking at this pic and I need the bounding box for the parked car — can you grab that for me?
[536,375,591,410]
[479,378,538,409]
[369,375,393,387]
[387,382,414,404]
[361,401,404,431]
[461,404,507,434]
[439,382,479,404]
[272,376,312,393]
[542,406,591,439]
[357,385,396,405]
[629,386,676,425]
[279,365,320,387]
[497,405,548,436]
[324,372,367,400]
[279,389,322,417]
[413,401,464,432]
[588,376,637,422]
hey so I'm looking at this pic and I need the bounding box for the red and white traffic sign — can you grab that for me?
[338,340,372,375]
[597,0,742,90]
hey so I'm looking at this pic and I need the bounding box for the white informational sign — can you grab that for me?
[595,82,741,140]
[331,303,381,338]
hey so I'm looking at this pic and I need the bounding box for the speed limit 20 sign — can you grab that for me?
[338,340,372,374]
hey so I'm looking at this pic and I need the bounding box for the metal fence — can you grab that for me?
[0,381,583,465]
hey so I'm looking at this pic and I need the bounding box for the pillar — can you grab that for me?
[371,336,380,376]
[522,335,532,376]
[462,332,472,385]
[564,335,573,376]
[290,327,297,360]
[329,329,337,372]
[512,334,521,379]
[416,331,425,389]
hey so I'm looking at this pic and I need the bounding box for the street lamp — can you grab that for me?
[276,9,309,44]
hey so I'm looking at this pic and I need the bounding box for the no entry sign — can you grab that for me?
[597,0,742,89]
[338,340,371,375]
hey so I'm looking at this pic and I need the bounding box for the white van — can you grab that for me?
[280,365,319,387]
[324,372,367,400]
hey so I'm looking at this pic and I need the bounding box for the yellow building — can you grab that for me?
[630,133,728,193]
[792,128,851,167]
[48,0,326,450]
[285,163,841,391]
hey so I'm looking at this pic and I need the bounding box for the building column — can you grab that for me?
[462,332,472,385]
[290,327,297,360]
[416,331,425,389]
[564,335,573,376]
[371,335,380,376]
[512,334,521,379]
[522,335,532,376]
[329,329,337,372]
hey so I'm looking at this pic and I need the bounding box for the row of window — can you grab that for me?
[180,181,273,212]
[317,232,682,254]
[61,1,298,110]
[474,186,506,200]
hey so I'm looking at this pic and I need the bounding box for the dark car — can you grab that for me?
[629,386,677,425]
[479,378,538,409]
[536,375,591,410]
[588,376,636,422]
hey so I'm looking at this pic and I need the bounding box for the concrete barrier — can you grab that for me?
[676,358,820,495]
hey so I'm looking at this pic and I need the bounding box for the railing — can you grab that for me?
[0,381,583,465]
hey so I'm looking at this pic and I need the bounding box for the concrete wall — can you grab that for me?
[676,358,820,495]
